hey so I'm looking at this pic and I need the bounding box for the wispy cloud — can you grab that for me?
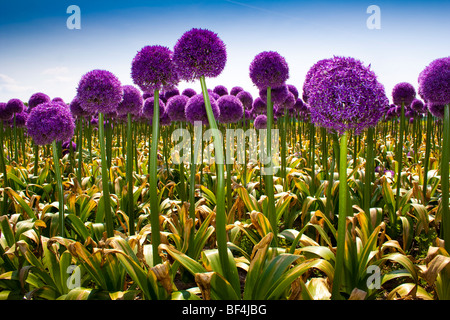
[224,0,300,20]
[0,73,34,97]
[42,66,73,84]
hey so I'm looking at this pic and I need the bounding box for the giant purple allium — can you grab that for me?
[302,58,331,103]
[259,85,289,105]
[428,102,445,118]
[182,88,197,98]
[254,114,267,129]
[26,102,75,146]
[411,99,425,113]
[307,56,389,135]
[230,86,244,96]
[185,93,220,125]
[28,92,50,111]
[418,57,450,105]
[213,85,228,97]
[249,51,289,90]
[164,88,180,101]
[252,97,267,114]
[69,96,86,117]
[77,69,123,114]
[131,45,179,92]
[294,98,306,113]
[236,91,253,109]
[0,102,13,121]
[143,96,165,120]
[6,99,24,114]
[392,82,416,106]
[8,110,28,128]
[208,89,221,101]
[117,85,143,116]
[287,84,299,100]
[52,97,65,105]
[217,95,244,124]
[173,28,227,81]
[165,94,189,122]
[279,91,296,110]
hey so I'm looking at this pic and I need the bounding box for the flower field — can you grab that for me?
[1,27,450,301]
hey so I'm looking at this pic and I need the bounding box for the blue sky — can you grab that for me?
[0,0,449,103]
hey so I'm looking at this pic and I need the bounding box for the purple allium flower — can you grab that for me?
[411,99,425,113]
[392,82,416,106]
[28,92,50,111]
[143,92,153,100]
[302,58,332,103]
[52,97,65,104]
[294,99,306,113]
[173,28,227,81]
[143,96,165,120]
[208,89,221,101]
[8,110,28,128]
[77,69,123,114]
[160,111,172,126]
[259,84,289,105]
[164,88,180,101]
[428,102,445,118]
[166,94,189,122]
[217,95,244,124]
[62,140,77,156]
[279,91,296,110]
[69,96,86,117]
[185,93,220,125]
[131,45,179,92]
[252,97,267,114]
[418,57,450,105]
[230,86,244,96]
[0,102,13,121]
[182,88,197,98]
[307,56,388,135]
[213,85,228,97]
[249,51,289,90]
[254,114,267,129]
[117,85,143,116]
[236,91,253,109]
[6,98,24,114]
[26,102,75,146]
[287,84,299,100]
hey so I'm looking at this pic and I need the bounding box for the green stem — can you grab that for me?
[52,140,65,237]
[395,103,405,213]
[179,122,186,204]
[423,112,432,204]
[226,123,233,213]
[77,118,83,184]
[442,105,450,253]
[98,112,114,238]
[0,121,8,215]
[332,131,348,300]
[363,127,374,227]
[127,113,135,236]
[149,89,162,265]
[200,76,228,274]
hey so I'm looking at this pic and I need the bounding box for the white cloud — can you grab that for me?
[42,66,70,76]
[0,73,35,98]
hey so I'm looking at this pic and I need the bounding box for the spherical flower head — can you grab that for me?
[428,102,445,118]
[26,102,75,146]
[173,28,227,81]
[411,99,425,113]
[280,91,296,110]
[249,51,289,90]
[160,111,172,126]
[217,95,244,124]
[230,86,244,96]
[252,97,267,114]
[236,91,253,109]
[131,45,179,92]
[185,93,220,125]
[52,97,65,104]
[259,85,289,105]
[392,82,416,106]
[6,98,24,114]
[302,58,332,103]
[62,140,77,156]
[28,92,50,110]
[164,88,180,101]
[182,88,197,98]
[0,102,13,121]
[213,85,228,97]
[287,84,299,100]
[69,96,86,117]
[208,89,220,101]
[143,96,165,120]
[9,110,28,128]
[143,92,153,100]
[307,56,388,135]
[294,99,307,113]
[117,85,143,116]
[254,114,267,129]
[166,94,189,122]
[77,69,123,114]
[418,57,450,105]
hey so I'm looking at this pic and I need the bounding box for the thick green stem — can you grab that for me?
[77,118,83,184]
[332,131,348,300]
[265,87,278,244]
[395,103,405,212]
[127,113,135,236]
[149,89,162,265]
[423,112,433,204]
[0,121,8,215]
[200,76,228,274]
[179,122,186,204]
[363,127,375,227]
[52,140,65,237]
[442,105,450,253]
[98,112,114,238]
